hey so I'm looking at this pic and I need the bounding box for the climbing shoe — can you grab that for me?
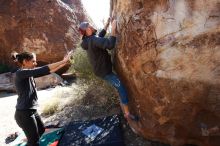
[125,114,139,122]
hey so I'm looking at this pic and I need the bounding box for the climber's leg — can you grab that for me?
[103,72,139,121]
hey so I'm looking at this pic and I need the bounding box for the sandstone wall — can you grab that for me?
[111,0,220,146]
[0,0,84,68]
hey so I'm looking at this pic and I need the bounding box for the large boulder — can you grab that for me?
[0,72,15,92]
[61,0,88,22]
[0,0,85,68]
[111,0,220,146]
[0,72,63,92]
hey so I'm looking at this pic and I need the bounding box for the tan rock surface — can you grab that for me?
[0,72,15,92]
[0,72,63,92]
[111,0,220,146]
[0,0,85,68]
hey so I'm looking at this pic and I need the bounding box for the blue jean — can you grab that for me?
[103,73,129,104]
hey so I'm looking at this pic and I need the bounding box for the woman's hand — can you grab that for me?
[48,50,73,73]
[63,51,73,64]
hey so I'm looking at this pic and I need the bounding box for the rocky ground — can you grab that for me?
[0,78,169,146]
[0,89,54,146]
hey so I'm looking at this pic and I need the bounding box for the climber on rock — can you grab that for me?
[78,18,139,122]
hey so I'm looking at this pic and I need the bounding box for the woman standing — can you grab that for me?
[12,51,72,146]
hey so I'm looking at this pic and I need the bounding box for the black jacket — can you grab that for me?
[15,66,50,110]
[81,29,116,78]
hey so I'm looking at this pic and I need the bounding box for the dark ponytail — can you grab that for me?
[11,51,34,65]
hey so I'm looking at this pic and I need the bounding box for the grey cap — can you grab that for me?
[79,22,89,35]
[79,22,89,30]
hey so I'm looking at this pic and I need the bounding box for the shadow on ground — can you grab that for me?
[43,80,171,146]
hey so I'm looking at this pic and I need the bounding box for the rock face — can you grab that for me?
[0,72,15,92]
[0,0,85,68]
[111,0,220,146]
[0,72,63,92]
[61,0,87,22]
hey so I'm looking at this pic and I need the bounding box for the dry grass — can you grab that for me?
[41,80,90,117]
[42,97,60,116]
[41,46,118,117]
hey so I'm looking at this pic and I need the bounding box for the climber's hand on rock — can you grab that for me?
[111,19,117,36]
[104,17,111,30]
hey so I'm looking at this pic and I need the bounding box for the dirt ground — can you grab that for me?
[0,89,54,146]
[42,79,170,146]
[0,78,169,146]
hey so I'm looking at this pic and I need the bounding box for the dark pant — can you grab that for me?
[15,109,45,146]
[103,72,129,104]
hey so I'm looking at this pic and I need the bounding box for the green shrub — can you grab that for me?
[0,64,9,74]
[69,46,97,81]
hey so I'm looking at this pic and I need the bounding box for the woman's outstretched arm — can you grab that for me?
[16,51,73,79]
[48,51,72,73]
